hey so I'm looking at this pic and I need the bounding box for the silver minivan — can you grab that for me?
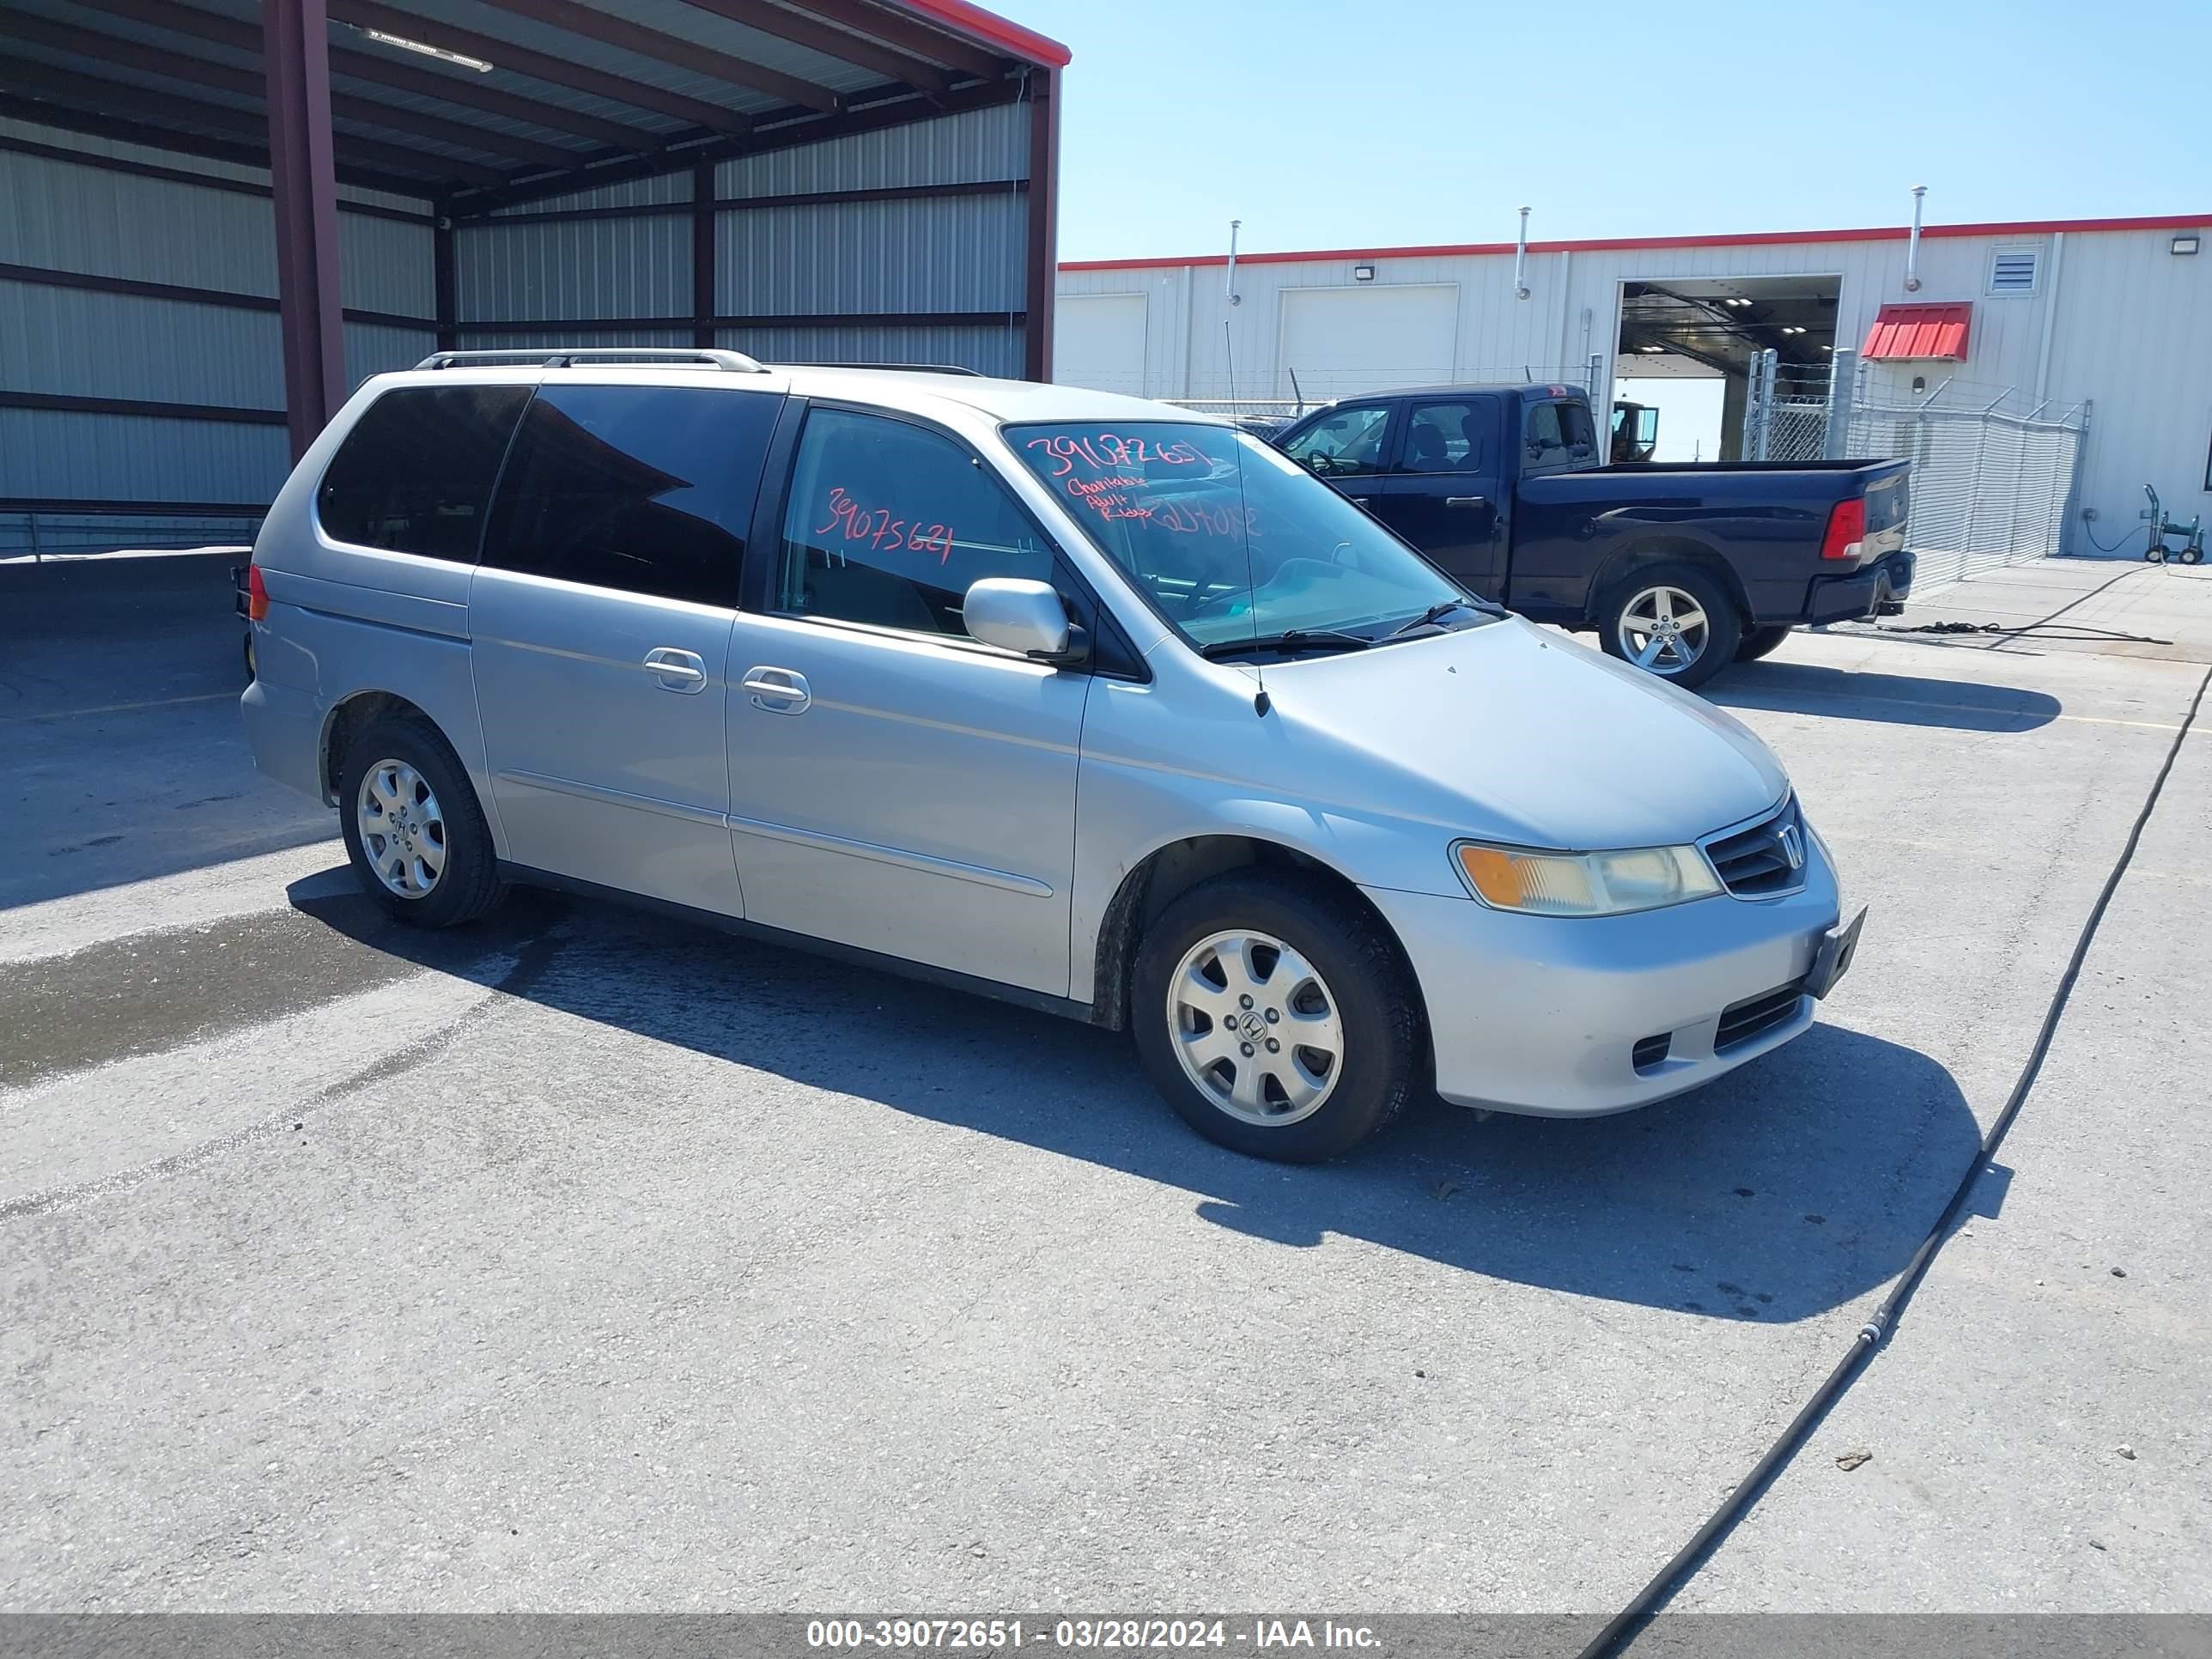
[242,349,1863,1161]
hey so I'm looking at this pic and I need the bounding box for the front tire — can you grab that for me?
[1131,871,1421,1162]
[1597,563,1742,689]
[337,714,506,928]
[1735,623,1794,663]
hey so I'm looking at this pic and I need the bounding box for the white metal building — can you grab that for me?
[1055,214,2212,562]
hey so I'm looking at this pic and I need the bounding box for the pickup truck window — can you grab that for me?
[1525,399,1596,472]
[1010,421,1478,650]
[1399,403,1483,473]
[1279,404,1391,478]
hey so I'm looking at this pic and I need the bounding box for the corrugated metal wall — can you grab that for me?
[1060,222,2212,557]
[0,116,432,538]
[4,93,1045,551]
[452,103,1032,373]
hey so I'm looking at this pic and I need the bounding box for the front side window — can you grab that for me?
[1279,404,1392,477]
[318,385,530,561]
[1012,422,1486,650]
[1399,402,1482,473]
[480,384,777,606]
[776,408,1055,636]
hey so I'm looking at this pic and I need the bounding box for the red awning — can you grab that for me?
[1863,302,1972,361]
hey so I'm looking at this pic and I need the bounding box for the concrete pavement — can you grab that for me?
[3,556,2206,1621]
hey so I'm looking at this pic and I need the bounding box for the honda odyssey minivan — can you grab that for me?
[241,349,1863,1161]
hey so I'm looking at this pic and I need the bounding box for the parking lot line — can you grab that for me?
[0,690,240,724]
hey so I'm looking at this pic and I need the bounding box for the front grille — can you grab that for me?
[1632,1033,1672,1072]
[1715,982,1806,1052]
[1704,799,1807,897]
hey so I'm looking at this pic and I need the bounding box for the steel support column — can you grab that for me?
[692,160,718,349]
[433,205,457,351]
[1021,66,1059,382]
[263,0,345,461]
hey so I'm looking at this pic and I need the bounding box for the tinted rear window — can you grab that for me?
[318,385,529,561]
[482,384,780,607]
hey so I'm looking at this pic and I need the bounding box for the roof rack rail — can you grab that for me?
[415,347,767,374]
[779,362,983,376]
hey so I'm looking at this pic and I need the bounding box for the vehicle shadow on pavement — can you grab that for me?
[293,879,1982,1328]
[1709,662,2062,732]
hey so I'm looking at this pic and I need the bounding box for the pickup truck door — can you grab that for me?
[1276,400,1398,513]
[1498,397,1607,618]
[1370,397,1506,597]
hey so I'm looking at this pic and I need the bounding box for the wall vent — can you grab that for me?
[1988,248,2040,295]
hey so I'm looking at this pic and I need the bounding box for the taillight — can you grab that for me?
[1820,497,1866,562]
[246,563,270,622]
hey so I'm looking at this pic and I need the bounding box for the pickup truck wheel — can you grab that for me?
[1599,564,1742,690]
[1735,623,1795,663]
[1131,872,1420,1163]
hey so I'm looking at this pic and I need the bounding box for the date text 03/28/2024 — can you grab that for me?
[806,1620,1382,1650]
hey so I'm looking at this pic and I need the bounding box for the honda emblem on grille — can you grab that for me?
[1778,823,1804,871]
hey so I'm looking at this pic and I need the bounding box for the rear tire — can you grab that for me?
[1596,562,1742,690]
[337,714,505,928]
[1735,623,1795,663]
[1131,871,1421,1163]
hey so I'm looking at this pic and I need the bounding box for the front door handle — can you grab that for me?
[1445,495,1488,509]
[741,665,811,714]
[643,647,708,693]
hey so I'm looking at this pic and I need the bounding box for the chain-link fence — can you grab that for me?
[1741,356,1837,463]
[1844,380,2087,589]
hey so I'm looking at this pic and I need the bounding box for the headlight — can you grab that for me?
[1452,840,1722,916]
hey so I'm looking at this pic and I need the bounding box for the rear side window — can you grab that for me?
[481,384,779,606]
[1398,402,1484,472]
[318,385,529,561]
[774,408,1054,636]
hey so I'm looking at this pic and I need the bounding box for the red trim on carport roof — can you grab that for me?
[1058,212,2212,271]
[890,0,1071,66]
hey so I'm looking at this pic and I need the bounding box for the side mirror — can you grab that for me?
[964,577,1078,661]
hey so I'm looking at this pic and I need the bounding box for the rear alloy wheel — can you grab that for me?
[1598,563,1741,690]
[1735,623,1795,663]
[337,714,505,928]
[1132,871,1420,1162]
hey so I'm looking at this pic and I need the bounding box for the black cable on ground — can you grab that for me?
[1577,659,2212,1659]
[1876,560,2153,642]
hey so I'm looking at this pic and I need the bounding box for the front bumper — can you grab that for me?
[1803,549,1914,626]
[1363,842,1847,1116]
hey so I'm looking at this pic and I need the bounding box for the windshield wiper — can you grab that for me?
[1200,629,1373,660]
[1385,598,1485,638]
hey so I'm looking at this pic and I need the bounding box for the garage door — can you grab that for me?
[1278,284,1459,402]
[1054,293,1149,396]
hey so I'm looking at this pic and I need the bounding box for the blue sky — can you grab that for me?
[1047,0,2212,263]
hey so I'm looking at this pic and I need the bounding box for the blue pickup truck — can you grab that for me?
[1271,383,1911,688]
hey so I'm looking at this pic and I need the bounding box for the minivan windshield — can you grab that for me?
[1007,422,1493,651]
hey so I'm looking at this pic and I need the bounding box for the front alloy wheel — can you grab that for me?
[1167,929,1345,1127]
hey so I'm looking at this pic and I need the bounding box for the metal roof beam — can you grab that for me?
[775,0,1001,79]
[66,0,658,155]
[0,88,431,197]
[0,9,575,169]
[674,0,952,94]
[326,0,753,135]
[0,55,507,183]
[465,0,843,114]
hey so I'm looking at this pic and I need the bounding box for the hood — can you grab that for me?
[1252,618,1786,848]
